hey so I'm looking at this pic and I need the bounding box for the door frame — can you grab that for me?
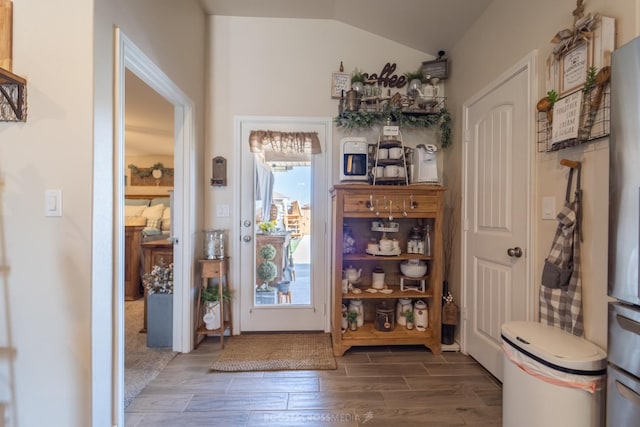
[111,29,197,424]
[232,116,333,333]
[460,51,537,353]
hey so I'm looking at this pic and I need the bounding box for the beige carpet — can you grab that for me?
[210,333,337,372]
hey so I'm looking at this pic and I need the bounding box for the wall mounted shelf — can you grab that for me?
[0,66,26,121]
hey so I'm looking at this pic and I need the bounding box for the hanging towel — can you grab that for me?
[539,166,584,336]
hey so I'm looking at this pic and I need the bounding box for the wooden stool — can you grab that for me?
[278,290,292,304]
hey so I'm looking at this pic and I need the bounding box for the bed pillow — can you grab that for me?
[161,207,171,232]
[141,203,164,229]
[125,204,146,217]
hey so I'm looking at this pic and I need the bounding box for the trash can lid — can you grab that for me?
[501,321,607,372]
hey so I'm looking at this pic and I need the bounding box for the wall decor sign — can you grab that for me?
[331,72,350,99]
[551,91,582,144]
[128,163,174,187]
[560,41,591,95]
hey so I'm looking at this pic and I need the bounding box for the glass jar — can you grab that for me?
[343,224,356,254]
[407,226,424,254]
[203,229,225,259]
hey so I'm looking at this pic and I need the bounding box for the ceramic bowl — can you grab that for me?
[400,260,427,277]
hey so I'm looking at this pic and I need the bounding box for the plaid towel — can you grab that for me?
[539,167,584,336]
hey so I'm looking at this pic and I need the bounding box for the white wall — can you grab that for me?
[448,0,638,349]
[0,1,205,426]
[208,16,436,303]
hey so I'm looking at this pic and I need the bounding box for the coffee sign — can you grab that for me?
[363,63,408,89]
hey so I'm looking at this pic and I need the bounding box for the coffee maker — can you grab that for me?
[412,144,439,183]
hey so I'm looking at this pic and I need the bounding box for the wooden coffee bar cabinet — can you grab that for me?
[331,184,445,356]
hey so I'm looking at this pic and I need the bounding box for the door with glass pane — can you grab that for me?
[237,117,331,331]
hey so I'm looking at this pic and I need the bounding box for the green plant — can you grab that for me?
[404,69,423,81]
[257,261,277,284]
[259,244,277,261]
[201,285,233,303]
[583,66,597,94]
[351,68,365,83]
[347,310,358,324]
[258,220,277,234]
[546,89,558,106]
[404,309,414,323]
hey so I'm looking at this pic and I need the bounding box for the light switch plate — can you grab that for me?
[216,204,230,217]
[542,196,555,220]
[45,189,62,217]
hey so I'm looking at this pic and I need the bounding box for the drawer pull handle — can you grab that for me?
[616,380,640,407]
[617,314,640,335]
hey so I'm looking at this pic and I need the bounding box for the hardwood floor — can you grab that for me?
[125,337,502,426]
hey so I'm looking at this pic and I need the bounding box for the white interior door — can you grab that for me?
[462,54,535,380]
[236,117,331,331]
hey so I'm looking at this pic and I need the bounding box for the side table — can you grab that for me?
[196,258,231,348]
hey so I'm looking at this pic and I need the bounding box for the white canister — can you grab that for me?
[371,266,385,289]
[348,299,364,327]
[396,298,413,326]
[203,301,221,330]
[413,300,429,331]
[341,304,348,331]
[389,146,403,159]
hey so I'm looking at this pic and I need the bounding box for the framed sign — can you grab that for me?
[560,41,591,95]
[551,91,583,144]
[421,58,448,81]
[331,72,350,99]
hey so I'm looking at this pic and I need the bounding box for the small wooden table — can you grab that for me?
[196,258,231,348]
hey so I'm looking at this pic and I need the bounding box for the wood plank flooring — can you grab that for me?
[125,337,502,426]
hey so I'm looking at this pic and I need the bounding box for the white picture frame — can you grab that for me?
[560,41,591,96]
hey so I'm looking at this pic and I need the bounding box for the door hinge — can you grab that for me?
[463,218,469,231]
[462,306,468,321]
[463,132,470,144]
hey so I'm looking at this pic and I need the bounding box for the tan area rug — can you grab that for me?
[210,333,337,372]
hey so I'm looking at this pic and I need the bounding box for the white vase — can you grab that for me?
[203,301,221,330]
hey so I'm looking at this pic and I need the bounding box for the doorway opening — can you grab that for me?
[236,117,332,332]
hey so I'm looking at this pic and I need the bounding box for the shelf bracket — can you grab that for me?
[0,67,27,122]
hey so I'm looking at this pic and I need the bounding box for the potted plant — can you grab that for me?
[405,69,424,97]
[351,68,366,94]
[258,220,277,234]
[256,244,278,304]
[142,260,173,347]
[347,310,359,331]
[201,285,233,330]
[404,309,415,330]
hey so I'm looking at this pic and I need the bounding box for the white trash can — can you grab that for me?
[501,321,606,427]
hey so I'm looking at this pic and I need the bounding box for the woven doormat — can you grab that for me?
[210,333,337,372]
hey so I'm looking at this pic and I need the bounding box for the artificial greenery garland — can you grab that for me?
[128,162,174,178]
[334,107,452,149]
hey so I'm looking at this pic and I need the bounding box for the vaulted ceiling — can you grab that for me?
[126,0,493,157]
[199,0,492,56]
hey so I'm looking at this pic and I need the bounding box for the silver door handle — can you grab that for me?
[242,235,252,242]
[507,247,523,258]
[243,220,252,227]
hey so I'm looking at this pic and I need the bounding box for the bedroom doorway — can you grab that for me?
[110,29,197,425]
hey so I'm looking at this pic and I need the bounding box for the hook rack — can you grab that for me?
[560,158,581,169]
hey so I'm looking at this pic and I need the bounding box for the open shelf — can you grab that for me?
[0,66,26,122]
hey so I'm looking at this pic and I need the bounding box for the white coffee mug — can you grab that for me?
[389,147,403,159]
[378,148,389,159]
[373,166,385,177]
[384,165,399,177]
[397,167,406,177]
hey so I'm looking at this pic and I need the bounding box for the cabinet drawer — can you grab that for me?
[343,193,439,215]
